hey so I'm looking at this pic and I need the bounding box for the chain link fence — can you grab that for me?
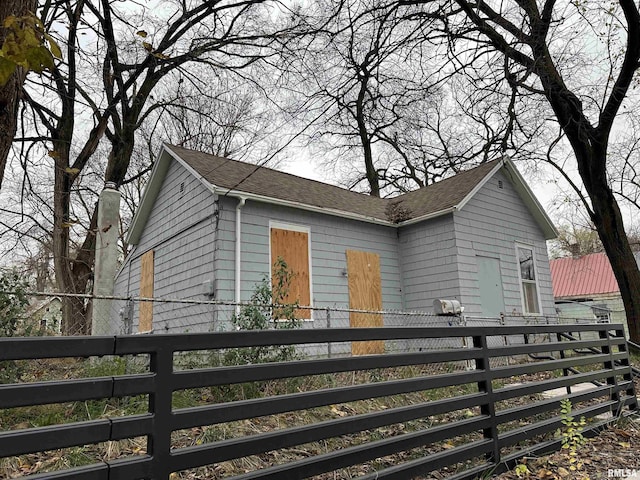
[3,292,612,361]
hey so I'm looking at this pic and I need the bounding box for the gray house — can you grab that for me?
[111,144,557,336]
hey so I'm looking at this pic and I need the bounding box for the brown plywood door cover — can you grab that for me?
[139,250,154,332]
[270,228,311,318]
[346,250,383,355]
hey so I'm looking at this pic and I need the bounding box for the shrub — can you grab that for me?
[224,257,301,366]
[0,268,30,337]
[0,269,30,383]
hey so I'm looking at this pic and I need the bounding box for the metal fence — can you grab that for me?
[12,292,615,332]
[0,323,636,480]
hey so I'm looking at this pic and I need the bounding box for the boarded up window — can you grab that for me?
[346,250,383,355]
[270,227,311,318]
[139,250,154,332]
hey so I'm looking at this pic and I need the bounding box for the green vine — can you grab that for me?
[558,398,588,475]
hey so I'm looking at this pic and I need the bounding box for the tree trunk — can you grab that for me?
[580,158,640,343]
[356,80,380,197]
[0,0,36,189]
[533,36,640,343]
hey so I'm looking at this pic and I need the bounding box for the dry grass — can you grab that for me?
[0,354,637,479]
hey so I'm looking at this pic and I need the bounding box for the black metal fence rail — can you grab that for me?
[0,324,637,480]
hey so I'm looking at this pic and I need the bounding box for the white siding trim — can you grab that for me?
[515,242,544,315]
[126,149,173,244]
[269,221,311,234]
[455,159,505,211]
[220,188,394,226]
[235,197,247,314]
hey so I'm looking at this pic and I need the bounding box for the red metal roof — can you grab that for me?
[550,252,619,298]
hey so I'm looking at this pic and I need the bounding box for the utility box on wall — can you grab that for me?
[434,299,463,316]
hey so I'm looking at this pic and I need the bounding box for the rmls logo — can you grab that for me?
[608,469,640,478]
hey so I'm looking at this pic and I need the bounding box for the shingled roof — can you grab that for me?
[165,144,499,223]
[127,144,557,244]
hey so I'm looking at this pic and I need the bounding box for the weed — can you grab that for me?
[224,257,300,366]
[557,398,589,478]
[514,463,530,477]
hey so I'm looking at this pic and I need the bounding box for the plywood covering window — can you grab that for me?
[139,250,154,332]
[270,225,311,319]
[346,250,383,355]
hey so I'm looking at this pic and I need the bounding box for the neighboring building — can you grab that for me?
[110,144,557,336]
[25,296,62,333]
[551,252,635,328]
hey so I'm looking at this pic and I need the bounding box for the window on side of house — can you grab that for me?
[269,223,312,319]
[516,245,541,314]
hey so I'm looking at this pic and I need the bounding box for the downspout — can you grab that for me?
[235,197,246,314]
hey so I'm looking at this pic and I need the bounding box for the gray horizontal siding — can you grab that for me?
[111,248,139,335]
[112,158,217,334]
[215,196,403,315]
[397,215,460,311]
[136,158,215,253]
[454,170,555,317]
[148,218,216,334]
[113,159,557,334]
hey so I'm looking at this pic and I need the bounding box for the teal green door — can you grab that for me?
[477,256,505,318]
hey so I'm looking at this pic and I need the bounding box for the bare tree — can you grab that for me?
[283,0,455,196]
[10,0,301,334]
[0,0,37,189]
[160,74,279,160]
[283,0,534,197]
[416,0,640,341]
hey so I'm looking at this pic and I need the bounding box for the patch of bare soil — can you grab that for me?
[492,418,640,480]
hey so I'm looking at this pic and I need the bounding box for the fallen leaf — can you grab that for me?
[329,405,347,417]
[614,428,632,439]
[537,468,557,479]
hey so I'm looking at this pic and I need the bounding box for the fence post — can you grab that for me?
[473,332,500,467]
[148,345,174,479]
[615,328,639,412]
[598,329,619,409]
[556,332,571,395]
[326,308,332,358]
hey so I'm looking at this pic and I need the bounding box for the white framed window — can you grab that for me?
[268,221,313,320]
[515,244,542,315]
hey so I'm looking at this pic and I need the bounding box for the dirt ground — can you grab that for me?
[492,416,640,480]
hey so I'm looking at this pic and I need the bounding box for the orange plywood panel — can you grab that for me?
[270,228,311,318]
[346,250,383,355]
[139,250,154,332]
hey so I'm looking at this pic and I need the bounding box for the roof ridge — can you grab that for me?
[165,143,499,206]
[165,144,388,203]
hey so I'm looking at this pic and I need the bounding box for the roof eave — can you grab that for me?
[500,158,558,240]
[396,206,457,227]
[127,145,219,246]
[396,160,505,228]
[215,188,396,227]
[126,147,173,245]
